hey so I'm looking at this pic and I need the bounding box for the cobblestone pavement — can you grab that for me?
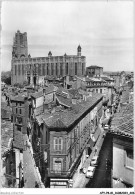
[23,135,44,188]
[73,124,105,188]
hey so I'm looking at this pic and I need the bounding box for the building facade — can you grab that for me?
[72,76,114,105]
[109,86,134,188]
[11,31,86,86]
[86,65,103,77]
[31,92,103,187]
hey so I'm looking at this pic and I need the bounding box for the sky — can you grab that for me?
[1,0,134,72]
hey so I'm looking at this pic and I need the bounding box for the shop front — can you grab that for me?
[50,178,72,188]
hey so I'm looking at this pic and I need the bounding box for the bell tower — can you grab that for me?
[77,45,81,57]
[12,30,28,59]
[77,45,82,76]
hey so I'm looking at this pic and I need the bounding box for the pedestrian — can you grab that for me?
[35,181,39,188]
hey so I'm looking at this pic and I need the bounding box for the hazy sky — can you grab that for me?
[1,0,134,72]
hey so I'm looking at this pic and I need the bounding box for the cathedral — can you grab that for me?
[11,30,86,86]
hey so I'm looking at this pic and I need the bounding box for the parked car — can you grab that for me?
[90,156,99,166]
[104,124,109,130]
[80,167,86,174]
[85,166,96,178]
[102,133,106,138]
[83,167,87,174]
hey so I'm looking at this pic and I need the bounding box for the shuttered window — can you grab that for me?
[54,137,63,151]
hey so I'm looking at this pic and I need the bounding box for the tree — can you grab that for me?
[1,71,11,85]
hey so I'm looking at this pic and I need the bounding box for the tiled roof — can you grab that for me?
[112,118,133,138]
[87,65,102,68]
[1,120,13,156]
[78,88,89,96]
[31,90,43,99]
[56,87,69,97]
[120,90,129,103]
[111,113,132,127]
[1,102,12,120]
[113,102,133,117]
[35,113,44,125]
[10,95,27,102]
[13,129,24,150]
[51,118,67,128]
[85,77,106,82]
[101,76,114,81]
[110,102,133,138]
[34,105,44,116]
[43,93,103,128]
[44,75,57,80]
[85,77,94,82]
[68,89,82,99]
[45,84,57,94]
[56,94,72,108]
[1,109,11,120]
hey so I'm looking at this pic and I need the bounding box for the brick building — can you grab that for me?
[108,85,134,188]
[11,31,86,86]
[70,76,114,106]
[86,65,103,77]
[10,95,30,135]
[31,90,103,187]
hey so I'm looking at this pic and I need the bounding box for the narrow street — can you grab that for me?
[86,133,113,188]
[23,135,44,188]
[73,125,106,188]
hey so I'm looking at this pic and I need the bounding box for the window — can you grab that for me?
[42,64,45,75]
[38,64,41,76]
[17,126,21,131]
[15,65,17,75]
[47,64,49,75]
[96,89,98,93]
[100,89,102,93]
[66,63,68,75]
[18,65,20,75]
[20,103,21,106]
[75,63,77,75]
[67,136,71,149]
[16,117,22,124]
[51,63,53,75]
[82,63,84,75]
[16,108,17,114]
[22,64,24,75]
[125,149,133,169]
[56,63,58,76]
[54,137,63,151]
[20,65,22,75]
[60,63,63,76]
[53,158,62,174]
[20,109,22,114]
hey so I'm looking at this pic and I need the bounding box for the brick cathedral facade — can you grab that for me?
[11,30,86,86]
